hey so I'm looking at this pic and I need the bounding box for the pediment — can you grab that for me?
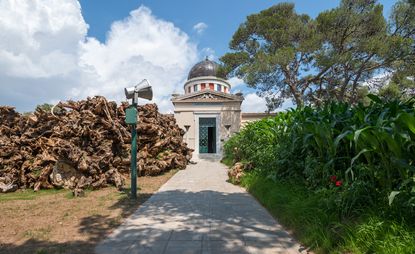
[188,92,233,101]
[172,90,243,103]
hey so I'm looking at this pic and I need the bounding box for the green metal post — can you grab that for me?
[130,123,137,199]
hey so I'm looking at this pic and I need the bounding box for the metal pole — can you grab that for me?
[130,120,137,199]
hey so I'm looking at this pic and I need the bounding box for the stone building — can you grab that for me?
[172,58,275,155]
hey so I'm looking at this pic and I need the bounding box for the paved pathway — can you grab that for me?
[95,155,305,254]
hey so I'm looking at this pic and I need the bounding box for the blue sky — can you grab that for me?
[0,0,397,113]
[80,0,396,61]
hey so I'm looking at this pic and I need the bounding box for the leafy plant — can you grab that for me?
[225,95,415,216]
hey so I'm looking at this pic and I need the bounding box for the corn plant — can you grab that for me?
[225,95,415,218]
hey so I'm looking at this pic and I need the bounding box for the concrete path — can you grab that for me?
[95,155,305,254]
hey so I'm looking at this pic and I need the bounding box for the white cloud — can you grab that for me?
[0,0,86,79]
[362,71,393,93]
[228,77,244,90]
[278,99,295,112]
[241,93,295,113]
[200,47,216,61]
[193,22,207,34]
[0,1,197,113]
[241,93,268,113]
[79,6,197,112]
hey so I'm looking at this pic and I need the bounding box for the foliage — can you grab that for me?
[240,171,415,254]
[220,3,320,108]
[220,0,415,110]
[343,216,415,254]
[35,103,54,112]
[225,95,415,216]
[35,103,64,114]
[377,0,415,101]
[379,77,415,100]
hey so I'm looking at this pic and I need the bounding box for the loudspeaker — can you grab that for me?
[137,86,153,100]
[124,79,153,101]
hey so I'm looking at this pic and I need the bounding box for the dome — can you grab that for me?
[187,58,225,80]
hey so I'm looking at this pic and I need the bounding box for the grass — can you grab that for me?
[23,226,52,241]
[0,188,69,202]
[0,169,179,254]
[239,171,415,254]
[342,216,415,254]
[220,156,233,167]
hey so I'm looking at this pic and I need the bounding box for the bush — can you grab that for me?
[225,96,415,214]
[240,171,415,254]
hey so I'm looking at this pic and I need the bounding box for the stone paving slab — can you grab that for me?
[95,155,306,254]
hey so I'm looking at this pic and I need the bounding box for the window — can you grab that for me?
[224,87,228,93]
[216,84,221,92]
[194,84,198,92]
[209,83,214,90]
[188,87,191,93]
[201,83,206,90]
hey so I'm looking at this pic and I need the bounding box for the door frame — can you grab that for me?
[194,113,220,155]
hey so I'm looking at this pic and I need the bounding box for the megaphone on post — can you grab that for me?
[124,79,153,200]
[124,79,153,103]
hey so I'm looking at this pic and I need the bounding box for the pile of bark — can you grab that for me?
[135,104,192,175]
[227,162,253,184]
[0,96,192,194]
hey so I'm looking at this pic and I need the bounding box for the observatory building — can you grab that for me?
[172,58,274,155]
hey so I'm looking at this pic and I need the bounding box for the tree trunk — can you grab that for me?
[294,92,304,108]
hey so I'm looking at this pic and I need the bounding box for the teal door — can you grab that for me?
[199,118,216,153]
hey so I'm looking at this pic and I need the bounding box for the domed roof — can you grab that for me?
[187,58,225,80]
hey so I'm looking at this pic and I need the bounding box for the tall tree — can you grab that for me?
[315,0,414,103]
[220,3,321,109]
[376,0,415,100]
[315,0,387,103]
[221,0,415,110]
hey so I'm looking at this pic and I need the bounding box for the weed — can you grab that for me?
[0,189,68,202]
[23,226,52,241]
[240,171,415,254]
[225,96,415,253]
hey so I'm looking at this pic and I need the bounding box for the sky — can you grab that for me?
[0,0,397,113]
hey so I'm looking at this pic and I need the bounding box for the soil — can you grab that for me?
[0,170,177,254]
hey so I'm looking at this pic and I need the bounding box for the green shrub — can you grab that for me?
[225,95,415,252]
[241,171,415,254]
[225,96,415,215]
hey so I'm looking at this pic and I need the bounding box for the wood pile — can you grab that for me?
[136,104,192,175]
[0,96,192,194]
[227,162,253,184]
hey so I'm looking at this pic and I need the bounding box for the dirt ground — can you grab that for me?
[0,170,177,254]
